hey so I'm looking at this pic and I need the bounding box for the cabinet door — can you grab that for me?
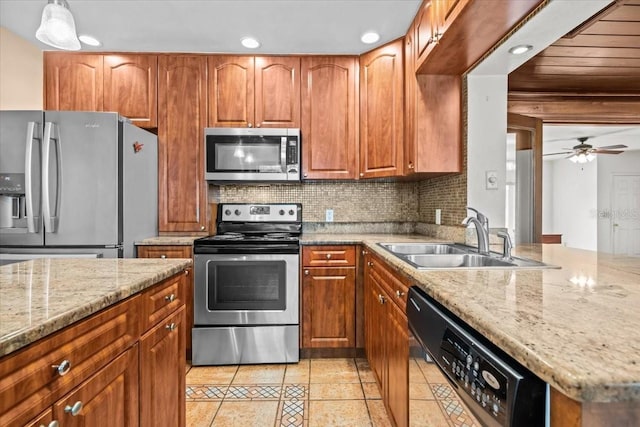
[104,54,158,128]
[44,53,103,111]
[158,55,208,232]
[208,56,255,127]
[416,2,435,64]
[53,346,139,427]
[387,299,409,427]
[255,56,300,128]
[359,39,404,178]
[364,258,386,387]
[301,56,358,179]
[140,306,186,427]
[302,267,356,348]
[404,23,417,175]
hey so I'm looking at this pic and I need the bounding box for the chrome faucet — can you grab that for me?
[497,231,513,260]
[462,207,490,255]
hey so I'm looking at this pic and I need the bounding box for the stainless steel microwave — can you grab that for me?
[204,128,300,182]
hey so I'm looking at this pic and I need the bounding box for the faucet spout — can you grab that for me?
[462,215,490,255]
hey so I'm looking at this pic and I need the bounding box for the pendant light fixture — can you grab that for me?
[35,0,81,51]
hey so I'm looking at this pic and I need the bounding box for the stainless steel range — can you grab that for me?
[192,203,301,366]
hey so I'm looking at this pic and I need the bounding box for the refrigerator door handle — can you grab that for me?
[24,121,40,233]
[42,122,61,233]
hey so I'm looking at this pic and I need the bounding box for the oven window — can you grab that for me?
[207,260,286,311]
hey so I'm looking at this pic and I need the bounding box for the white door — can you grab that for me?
[612,174,640,256]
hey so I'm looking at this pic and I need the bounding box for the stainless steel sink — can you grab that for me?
[377,242,558,270]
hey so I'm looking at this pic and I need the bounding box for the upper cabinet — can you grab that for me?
[208,56,300,128]
[44,53,104,112]
[359,39,404,179]
[157,55,208,233]
[104,55,158,128]
[301,56,358,180]
[44,53,157,129]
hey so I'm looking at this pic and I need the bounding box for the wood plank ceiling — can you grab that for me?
[507,0,640,123]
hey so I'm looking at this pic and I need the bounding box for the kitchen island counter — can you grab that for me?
[303,233,640,405]
[0,258,191,357]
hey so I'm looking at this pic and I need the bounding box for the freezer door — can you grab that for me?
[0,111,44,247]
[42,111,120,246]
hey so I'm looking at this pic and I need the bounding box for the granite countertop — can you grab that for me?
[304,233,640,403]
[135,236,201,246]
[0,258,191,357]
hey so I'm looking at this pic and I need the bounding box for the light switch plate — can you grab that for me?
[325,209,334,222]
[486,171,498,190]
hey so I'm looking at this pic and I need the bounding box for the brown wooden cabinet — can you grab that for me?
[364,252,409,427]
[301,56,358,179]
[157,55,208,233]
[137,244,193,359]
[359,39,404,179]
[44,53,158,129]
[302,246,356,350]
[208,56,300,128]
[104,55,158,128]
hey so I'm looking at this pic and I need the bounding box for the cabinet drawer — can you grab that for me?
[0,296,141,427]
[302,245,356,267]
[137,245,192,259]
[368,254,409,312]
[141,271,187,332]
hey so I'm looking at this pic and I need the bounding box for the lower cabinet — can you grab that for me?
[364,251,409,427]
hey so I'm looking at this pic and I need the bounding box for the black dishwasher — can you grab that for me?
[407,287,546,427]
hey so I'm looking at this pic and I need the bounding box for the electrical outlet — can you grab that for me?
[435,209,441,225]
[486,171,498,190]
[325,209,334,222]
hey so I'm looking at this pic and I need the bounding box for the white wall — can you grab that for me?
[0,27,43,110]
[543,159,598,251]
[467,75,508,227]
[597,150,640,253]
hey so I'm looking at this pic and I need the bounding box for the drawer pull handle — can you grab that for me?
[64,401,83,416]
[362,250,368,255]
[304,270,309,275]
[165,293,176,302]
[185,269,189,275]
[368,261,373,267]
[378,294,386,304]
[326,253,332,259]
[160,254,166,259]
[166,323,177,331]
[52,360,71,376]
[396,290,405,298]
[40,421,59,427]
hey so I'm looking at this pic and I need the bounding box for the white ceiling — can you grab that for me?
[0,0,421,54]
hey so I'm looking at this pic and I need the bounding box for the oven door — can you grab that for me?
[194,253,299,325]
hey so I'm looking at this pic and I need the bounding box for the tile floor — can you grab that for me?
[185,358,480,427]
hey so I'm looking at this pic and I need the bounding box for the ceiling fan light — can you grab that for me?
[35,0,81,51]
[569,155,579,163]
[586,153,595,162]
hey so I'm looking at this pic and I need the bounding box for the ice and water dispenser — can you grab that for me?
[0,173,27,229]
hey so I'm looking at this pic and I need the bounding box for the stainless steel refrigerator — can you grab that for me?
[0,111,157,264]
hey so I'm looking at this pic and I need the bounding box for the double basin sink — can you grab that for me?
[378,242,557,270]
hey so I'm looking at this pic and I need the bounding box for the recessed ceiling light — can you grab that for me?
[241,37,260,49]
[508,44,533,55]
[361,32,380,44]
[79,34,101,47]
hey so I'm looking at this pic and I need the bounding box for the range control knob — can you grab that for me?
[493,402,499,413]
[279,209,285,215]
[224,209,231,216]
[466,354,473,366]
[288,209,294,215]
[234,209,241,216]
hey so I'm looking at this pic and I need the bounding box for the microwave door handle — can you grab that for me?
[25,121,40,233]
[281,137,287,170]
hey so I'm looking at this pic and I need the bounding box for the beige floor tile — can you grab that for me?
[418,360,448,384]
[187,366,238,385]
[409,359,427,384]
[212,401,279,427]
[356,363,377,383]
[362,382,382,399]
[186,401,220,427]
[410,382,435,400]
[233,364,286,384]
[310,358,360,384]
[285,360,310,383]
[309,383,365,400]
[410,400,451,427]
[309,400,372,427]
[366,400,393,427]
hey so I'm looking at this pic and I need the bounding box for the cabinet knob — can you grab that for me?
[185,269,189,275]
[165,293,176,302]
[256,124,261,128]
[361,250,368,255]
[303,173,308,178]
[378,294,386,304]
[304,270,309,275]
[248,123,253,128]
[160,254,166,259]
[396,290,405,298]
[52,360,71,376]
[408,162,414,169]
[40,422,59,427]
[360,173,364,177]
[326,253,332,259]
[64,401,83,416]
[166,323,177,331]
[367,261,373,267]
[200,225,206,230]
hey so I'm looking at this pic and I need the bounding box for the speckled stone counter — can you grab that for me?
[0,258,191,357]
[302,234,640,403]
[135,236,200,245]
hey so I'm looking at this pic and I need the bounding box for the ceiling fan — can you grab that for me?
[544,136,627,163]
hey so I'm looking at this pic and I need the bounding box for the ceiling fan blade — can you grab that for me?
[595,144,627,150]
[593,150,624,154]
[543,151,573,156]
